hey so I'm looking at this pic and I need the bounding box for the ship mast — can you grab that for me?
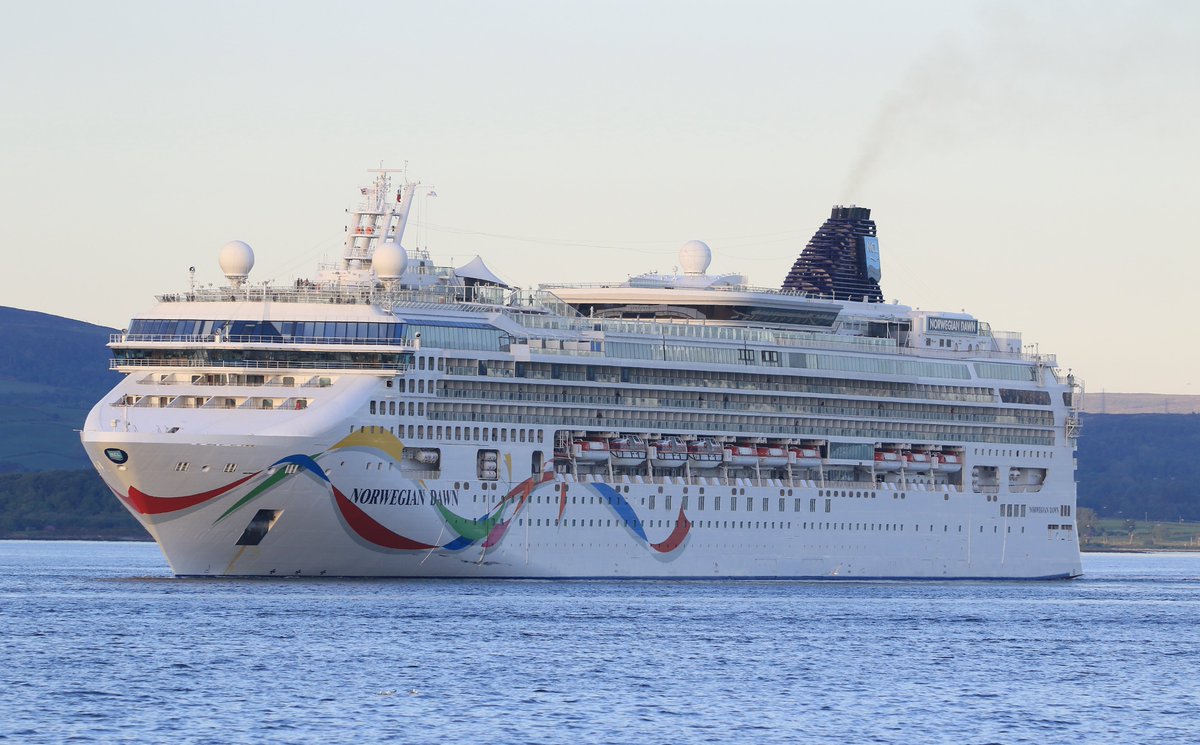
[342,168,418,271]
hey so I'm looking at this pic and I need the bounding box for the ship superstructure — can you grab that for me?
[81,169,1083,578]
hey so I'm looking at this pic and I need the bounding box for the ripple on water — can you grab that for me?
[1,544,1199,744]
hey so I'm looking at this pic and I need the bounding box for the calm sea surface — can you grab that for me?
[1,542,1197,744]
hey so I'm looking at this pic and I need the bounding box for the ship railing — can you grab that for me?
[111,333,412,347]
[153,283,523,310]
[438,373,996,403]
[434,389,1049,426]
[131,376,331,388]
[427,412,1055,447]
[133,378,297,387]
[539,281,835,298]
[111,359,412,372]
[513,315,1048,363]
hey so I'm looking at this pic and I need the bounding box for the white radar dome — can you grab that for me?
[373,240,408,279]
[679,240,712,276]
[218,240,255,281]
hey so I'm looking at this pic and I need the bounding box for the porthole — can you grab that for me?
[104,448,128,464]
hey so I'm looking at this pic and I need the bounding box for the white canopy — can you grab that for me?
[455,255,510,288]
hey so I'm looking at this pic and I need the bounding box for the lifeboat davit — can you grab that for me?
[936,454,962,473]
[609,436,648,466]
[687,440,723,469]
[789,447,822,467]
[874,451,902,472]
[757,446,789,468]
[905,452,933,473]
[725,445,758,467]
[572,439,610,463]
[650,438,688,469]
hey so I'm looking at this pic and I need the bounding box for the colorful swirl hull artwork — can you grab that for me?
[118,430,692,558]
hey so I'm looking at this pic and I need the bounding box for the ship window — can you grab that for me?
[370,401,377,415]
[104,448,128,464]
[810,498,816,512]
[665,496,672,511]
[698,496,705,510]
[824,498,831,513]
[764,498,770,511]
[649,495,656,510]
[714,496,721,511]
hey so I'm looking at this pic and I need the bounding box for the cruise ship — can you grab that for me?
[81,169,1084,578]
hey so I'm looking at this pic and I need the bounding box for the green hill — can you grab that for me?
[0,469,144,539]
[0,306,120,472]
[1077,413,1200,521]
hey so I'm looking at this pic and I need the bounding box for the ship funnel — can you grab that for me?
[781,206,882,302]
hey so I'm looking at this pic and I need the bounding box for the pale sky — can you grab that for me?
[1,0,1196,394]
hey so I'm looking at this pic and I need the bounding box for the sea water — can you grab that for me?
[1,542,1197,744]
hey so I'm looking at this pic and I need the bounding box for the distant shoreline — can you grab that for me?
[1,535,1197,556]
[0,534,151,542]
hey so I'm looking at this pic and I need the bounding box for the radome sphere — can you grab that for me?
[218,240,255,279]
[373,240,408,279]
[679,240,712,275]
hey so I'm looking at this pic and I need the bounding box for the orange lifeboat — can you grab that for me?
[936,454,962,473]
[905,452,933,473]
[725,444,758,467]
[874,451,902,472]
[757,446,789,468]
[789,447,822,467]
[572,439,610,463]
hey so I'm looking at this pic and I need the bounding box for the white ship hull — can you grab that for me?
[81,429,1082,579]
